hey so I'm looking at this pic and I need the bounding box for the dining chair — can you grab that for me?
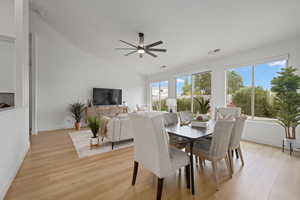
[214,107,241,120]
[129,113,191,200]
[228,116,247,174]
[215,107,241,158]
[190,120,235,190]
[178,111,193,125]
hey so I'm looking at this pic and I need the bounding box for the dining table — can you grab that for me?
[166,120,215,195]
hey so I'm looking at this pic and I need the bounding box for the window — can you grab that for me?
[176,71,212,113]
[150,81,168,111]
[176,75,192,111]
[226,59,287,119]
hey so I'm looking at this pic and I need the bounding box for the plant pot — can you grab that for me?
[75,122,81,130]
[89,136,100,148]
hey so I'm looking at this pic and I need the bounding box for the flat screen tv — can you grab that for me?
[93,88,122,106]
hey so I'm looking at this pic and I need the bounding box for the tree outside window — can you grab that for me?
[227,60,287,119]
[176,72,212,113]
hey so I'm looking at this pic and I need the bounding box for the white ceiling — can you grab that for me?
[30,0,300,75]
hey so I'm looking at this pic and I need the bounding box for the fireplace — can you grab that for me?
[0,93,14,109]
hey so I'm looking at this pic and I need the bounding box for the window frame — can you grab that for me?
[150,80,169,111]
[175,70,212,112]
[226,58,288,120]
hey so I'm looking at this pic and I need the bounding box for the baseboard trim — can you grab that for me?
[0,141,30,199]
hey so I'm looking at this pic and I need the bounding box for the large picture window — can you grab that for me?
[226,59,287,119]
[150,81,168,111]
[176,71,212,113]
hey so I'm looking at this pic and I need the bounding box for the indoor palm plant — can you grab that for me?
[194,96,211,114]
[87,117,101,145]
[69,102,85,130]
[271,66,300,144]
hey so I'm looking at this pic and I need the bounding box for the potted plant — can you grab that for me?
[87,117,101,146]
[192,97,211,127]
[69,102,85,130]
[271,66,300,153]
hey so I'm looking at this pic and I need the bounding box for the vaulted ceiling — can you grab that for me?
[30,0,300,75]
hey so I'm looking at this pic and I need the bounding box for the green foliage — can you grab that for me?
[193,96,210,114]
[69,102,85,123]
[87,117,100,138]
[152,99,168,111]
[177,98,192,112]
[227,71,244,94]
[271,66,300,139]
[181,72,212,96]
[232,87,277,118]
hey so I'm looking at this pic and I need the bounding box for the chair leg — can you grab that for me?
[157,178,164,200]
[185,164,190,189]
[237,146,245,166]
[225,156,232,178]
[228,150,234,174]
[199,156,204,169]
[212,160,219,190]
[132,161,139,186]
[235,149,239,159]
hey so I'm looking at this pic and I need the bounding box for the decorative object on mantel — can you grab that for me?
[87,99,93,107]
[69,102,85,130]
[271,66,300,155]
[87,117,101,149]
[68,130,133,158]
[166,98,177,112]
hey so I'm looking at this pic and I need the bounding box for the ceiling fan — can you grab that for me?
[116,32,167,58]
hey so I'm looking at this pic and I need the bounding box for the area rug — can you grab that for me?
[68,130,133,158]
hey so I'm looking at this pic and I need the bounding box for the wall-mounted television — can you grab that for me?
[93,88,122,106]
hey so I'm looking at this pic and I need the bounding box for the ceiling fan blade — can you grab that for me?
[115,48,137,50]
[124,50,137,56]
[120,40,138,48]
[147,48,167,52]
[139,53,143,58]
[146,51,158,58]
[146,41,163,48]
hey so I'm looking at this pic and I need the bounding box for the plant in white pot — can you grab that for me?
[192,96,211,127]
[271,66,300,154]
[69,102,85,130]
[87,117,101,146]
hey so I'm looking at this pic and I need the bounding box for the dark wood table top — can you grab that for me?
[166,121,215,140]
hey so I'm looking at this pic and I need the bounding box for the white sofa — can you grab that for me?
[104,114,133,149]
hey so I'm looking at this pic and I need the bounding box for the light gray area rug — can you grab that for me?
[68,130,133,158]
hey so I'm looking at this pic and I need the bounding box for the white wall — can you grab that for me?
[147,36,300,147]
[0,0,15,37]
[0,108,30,199]
[0,0,30,199]
[0,38,15,93]
[30,13,146,131]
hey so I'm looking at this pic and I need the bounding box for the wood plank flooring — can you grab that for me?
[5,129,300,200]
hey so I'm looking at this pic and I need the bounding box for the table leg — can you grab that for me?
[189,141,195,195]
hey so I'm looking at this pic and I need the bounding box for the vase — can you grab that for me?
[75,122,81,130]
[89,136,100,148]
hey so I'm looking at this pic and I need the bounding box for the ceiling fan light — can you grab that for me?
[137,49,145,54]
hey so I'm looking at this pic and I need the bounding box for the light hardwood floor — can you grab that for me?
[5,129,300,200]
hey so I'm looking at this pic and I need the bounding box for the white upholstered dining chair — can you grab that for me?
[214,107,241,120]
[129,113,191,200]
[228,116,247,174]
[191,120,235,190]
[178,111,193,125]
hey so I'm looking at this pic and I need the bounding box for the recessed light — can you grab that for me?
[160,65,167,69]
[208,48,221,55]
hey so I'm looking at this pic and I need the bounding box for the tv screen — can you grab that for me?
[93,88,122,106]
